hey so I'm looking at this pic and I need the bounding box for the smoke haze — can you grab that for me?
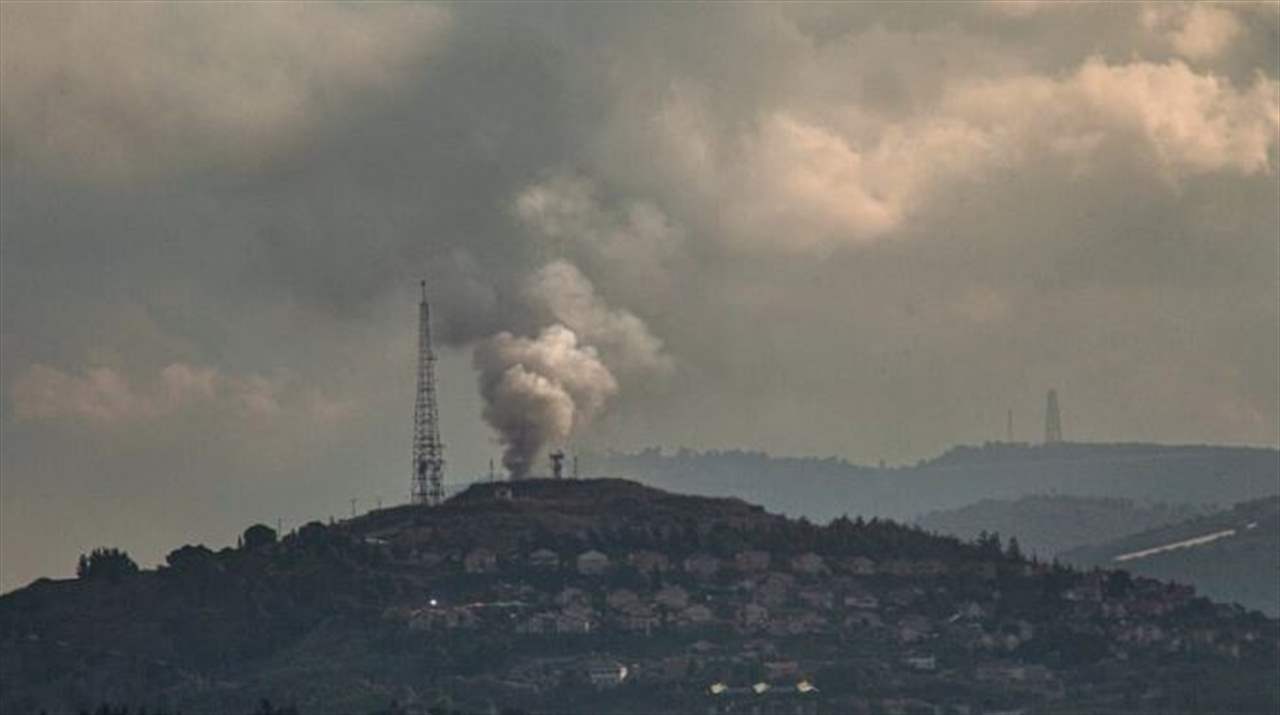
[474,325,618,478]
[471,259,670,477]
[1,2,1278,590]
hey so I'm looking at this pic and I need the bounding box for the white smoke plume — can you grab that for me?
[474,324,618,478]
[474,260,672,478]
[525,259,674,376]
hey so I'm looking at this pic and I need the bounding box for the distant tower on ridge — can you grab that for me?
[411,280,446,506]
[549,450,566,480]
[1044,389,1063,444]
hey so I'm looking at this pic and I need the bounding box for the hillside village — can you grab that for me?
[2,479,1277,714]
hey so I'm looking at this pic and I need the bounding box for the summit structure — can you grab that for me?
[412,280,446,505]
[1045,388,1063,444]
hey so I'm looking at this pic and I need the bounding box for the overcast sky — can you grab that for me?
[2,2,1278,591]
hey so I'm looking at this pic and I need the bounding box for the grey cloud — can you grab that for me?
[2,2,1278,591]
[0,3,450,183]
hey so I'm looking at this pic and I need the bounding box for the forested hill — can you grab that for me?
[3,478,1277,715]
[1063,496,1280,616]
[915,495,1203,558]
[588,443,1280,522]
[0,480,1002,714]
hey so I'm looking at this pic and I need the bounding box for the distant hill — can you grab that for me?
[589,442,1279,522]
[1063,496,1280,616]
[2,478,1277,715]
[915,495,1203,558]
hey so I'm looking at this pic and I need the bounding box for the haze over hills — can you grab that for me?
[915,495,1204,559]
[3,4,1279,714]
[589,442,1280,523]
[1063,496,1280,616]
[3,479,1277,715]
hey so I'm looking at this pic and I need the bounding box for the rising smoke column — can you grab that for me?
[474,324,618,478]
[525,259,673,376]
[473,259,672,478]
[472,256,672,477]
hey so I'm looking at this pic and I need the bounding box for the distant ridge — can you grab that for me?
[1063,496,1280,615]
[591,442,1280,522]
[915,494,1203,558]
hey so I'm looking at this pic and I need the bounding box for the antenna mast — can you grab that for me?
[1044,389,1063,444]
[412,280,446,505]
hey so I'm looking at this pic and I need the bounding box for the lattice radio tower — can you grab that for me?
[412,280,446,506]
[1044,388,1063,444]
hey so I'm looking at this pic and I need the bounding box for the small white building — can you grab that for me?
[655,584,691,610]
[629,550,672,573]
[844,589,880,610]
[680,604,714,625]
[607,589,641,611]
[790,552,828,576]
[585,659,628,687]
[577,549,611,576]
[904,654,937,672]
[463,547,497,574]
[684,552,721,580]
[528,548,560,569]
[738,602,769,628]
[755,572,795,606]
[734,550,771,573]
[845,556,877,575]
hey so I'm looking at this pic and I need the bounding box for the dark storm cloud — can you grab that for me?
[2,2,1278,590]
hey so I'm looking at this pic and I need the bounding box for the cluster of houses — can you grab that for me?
[447,544,990,582]
[392,545,1013,640]
[390,542,1263,658]
[376,539,1270,713]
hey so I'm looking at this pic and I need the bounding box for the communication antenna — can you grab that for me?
[550,450,566,480]
[572,453,579,480]
[1044,389,1063,444]
[411,280,446,505]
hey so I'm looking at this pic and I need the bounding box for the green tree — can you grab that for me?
[76,548,139,581]
[242,523,278,550]
[165,543,215,570]
[1005,536,1024,562]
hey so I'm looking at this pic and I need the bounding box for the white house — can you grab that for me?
[577,549,611,576]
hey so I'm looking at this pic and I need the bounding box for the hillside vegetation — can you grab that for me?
[2,479,1276,715]
[915,495,1202,558]
[1064,497,1280,616]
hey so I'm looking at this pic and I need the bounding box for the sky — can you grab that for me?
[1,2,1278,591]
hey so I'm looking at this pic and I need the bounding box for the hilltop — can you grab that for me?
[358,478,785,549]
[1,479,1277,715]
